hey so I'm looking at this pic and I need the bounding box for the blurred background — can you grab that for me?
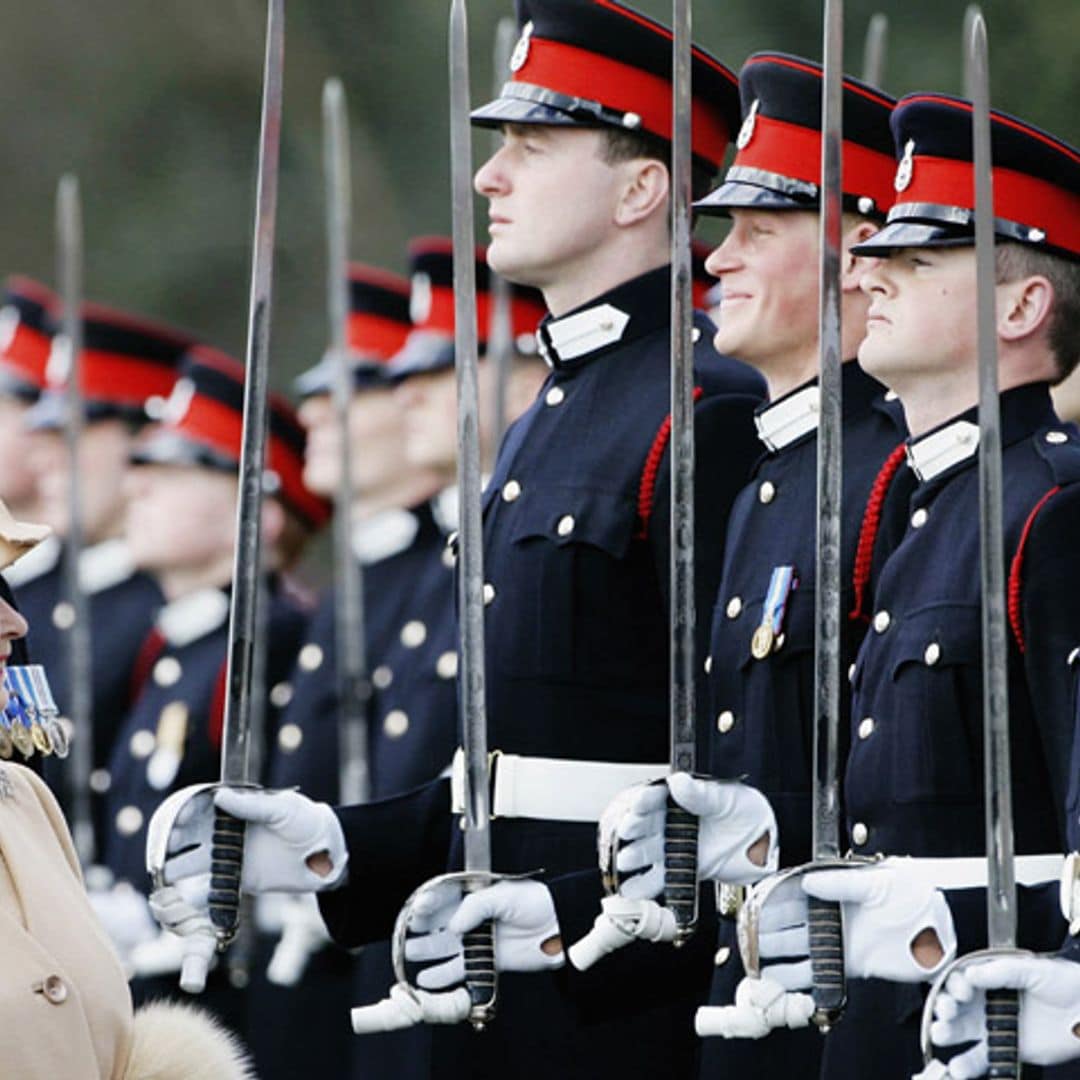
[2,0,1076,387]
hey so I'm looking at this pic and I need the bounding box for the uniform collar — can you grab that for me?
[156,587,230,647]
[906,381,1057,484]
[3,531,61,588]
[351,508,420,565]
[535,266,671,370]
[430,485,460,534]
[1,535,137,593]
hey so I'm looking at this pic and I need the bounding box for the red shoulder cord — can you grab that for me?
[1007,486,1060,654]
[129,626,166,706]
[636,386,705,539]
[848,442,908,623]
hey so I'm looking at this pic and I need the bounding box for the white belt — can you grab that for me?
[885,854,1065,889]
[450,748,668,824]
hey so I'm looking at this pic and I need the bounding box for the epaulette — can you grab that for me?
[1032,425,1080,485]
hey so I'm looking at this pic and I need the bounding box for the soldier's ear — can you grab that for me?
[613,158,669,228]
[997,274,1054,347]
[841,219,883,293]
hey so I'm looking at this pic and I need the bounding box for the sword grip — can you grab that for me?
[807,895,846,1030]
[462,921,497,1030]
[208,807,246,949]
[985,987,1020,1078]
[663,798,699,946]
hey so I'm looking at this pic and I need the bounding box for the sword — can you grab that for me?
[920,11,1023,1075]
[323,77,372,807]
[486,17,517,456]
[208,0,285,950]
[56,174,95,867]
[662,0,700,948]
[449,0,497,1030]
[860,13,888,88]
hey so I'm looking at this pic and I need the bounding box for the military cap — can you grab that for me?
[132,346,332,530]
[695,52,897,219]
[470,0,740,173]
[852,93,1080,262]
[25,302,195,430]
[0,277,56,400]
[293,264,413,399]
[388,236,547,381]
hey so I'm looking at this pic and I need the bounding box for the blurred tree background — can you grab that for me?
[1,0,1076,387]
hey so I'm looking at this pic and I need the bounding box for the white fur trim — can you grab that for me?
[124,1001,255,1080]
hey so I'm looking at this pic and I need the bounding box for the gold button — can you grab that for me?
[383,710,409,738]
[115,805,144,836]
[502,480,522,502]
[1069,647,1080,668]
[1046,430,1068,445]
[924,642,941,666]
[703,655,713,675]
[89,768,111,794]
[545,386,565,407]
[692,327,702,344]
[714,946,731,966]
[911,508,929,528]
[884,389,898,402]
[277,723,303,752]
[873,610,891,633]
[129,730,155,759]
[758,481,776,504]
[298,643,324,672]
[153,656,182,687]
[717,710,735,733]
[848,662,857,683]
[852,822,869,846]
[42,975,68,1005]
[52,602,75,630]
[401,620,427,648]
[858,717,875,740]
[557,514,575,536]
[372,665,393,690]
[483,583,496,605]
[436,651,458,679]
[726,596,742,619]
[442,545,456,568]
[269,681,293,708]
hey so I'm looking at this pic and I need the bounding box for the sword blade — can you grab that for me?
[56,174,94,866]
[860,13,888,87]
[323,77,371,806]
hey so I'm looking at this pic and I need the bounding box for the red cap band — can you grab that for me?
[348,311,412,360]
[77,349,180,408]
[0,323,50,389]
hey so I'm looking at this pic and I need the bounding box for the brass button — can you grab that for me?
[52,602,75,630]
[129,730,155,759]
[858,717,875,740]
[436,651,458,679]
[713,946,731,966]
[401,621,427,648]
[278,723,303,752]
[502,480,522,502]
[758,481,776,504]
[911,508,929,528]
[924,642,941,666]
[1046,430,1068,445]
[442,545,456,569]
[383,710,409,738]
[115,805,144,837]
[873,610,891,633]
[848,662,857,683]
[557,515,575,537]
[372,665,393,690]
[41,975,68,1005]
[545,386,565,407]
[692,327,702,344]
[726,596,742,619]
[852,822,869,846]
[1069,647,1080,668]
[703,656,713,675]
[153,656,182,687]
[483,583,496,605]
[269,681,293,708]
[884,389,898,402]
[89,768,111,794]
[298,643,324,672]
[716,710,735,734]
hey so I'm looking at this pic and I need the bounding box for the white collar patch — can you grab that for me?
[351,509,420,565]
[755,385,820,452]
[156,587,230,647]
[539,303,631,364]
[906,420,980,482]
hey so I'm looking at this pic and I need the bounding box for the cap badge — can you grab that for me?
[0,306,18,354]
[736,99,760,151]
[410,272,433,326]
[894,139,916,193]
[45,334,72,388]
[161,376,195,425]
[510,21,533,73]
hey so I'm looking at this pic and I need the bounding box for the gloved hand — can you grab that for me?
[351,983,472,1034]
[152,785,349,905]
[88,882,158,961]
[695,974,815,1039]
[915,956,1080,1078]
[146,882,218,993]
[405,878,564,990]
[566,894,677,971]
[613,774,778,901]
[266,893,332,987]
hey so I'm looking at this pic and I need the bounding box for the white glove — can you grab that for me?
[88,882,158,960]
[154,785,349,903]
[695,974,814,1039]
[404,878,564,990]
[266,893,332,986]
[614,774,778,900]
[917,956,1080,1078]
[351,983,472,1034]
[146,882,218,993]
[566,895,677,971]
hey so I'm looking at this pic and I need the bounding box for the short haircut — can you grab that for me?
[996,243,1080,382]
[597,127,717,205]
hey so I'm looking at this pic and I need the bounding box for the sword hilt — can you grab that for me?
[807,895,846,1030]
[462,920,497,1030]
[985,986,1020,1078]
[663,797,699,946]
[208,806,245,949]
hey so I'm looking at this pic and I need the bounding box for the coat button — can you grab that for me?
[298,644,324,672]
[129,730,155,759]
[153,656,183,686]
[401,621,427,648]
[442,544,457,568]
[372,665,393,689]
[884,389,898,402]
[41,975,68,1005]
[89,768,111,794]
[716,710,735,733]
[115,805,144,836]
[924,642,941,666]
[911,508,929,528]
[851,822,869,846]
[692,327,702,344]
[52,602,75,630]
[1069,647,1080,667]
[714,946,731,966]
[872,610,891,633]
[278,723,303,752]
[1046,430,1068,444]
[483,583,497,605]
[848,662,857,683]
[383,710,409,738]
[758,481,776,504]
[545,386,565,407]
[858,717,875,740]
[502,480,522,502]
[436,651,458,679]
[726,596,742,619]
[703,655,712,675]
[557,514,575,536]
[269,681,293,708]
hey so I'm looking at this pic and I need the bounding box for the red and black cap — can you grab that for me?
[388,236,548,380]
[294,264,413,399]
[132,346,332,530]
[695,52,897,219]
[26,302,196,431]
[852,94,1080,262]
[470,0,740,174]
[0,277,57,400]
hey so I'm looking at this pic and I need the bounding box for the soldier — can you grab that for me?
[9,302,192,851]
[145,1,767,1076]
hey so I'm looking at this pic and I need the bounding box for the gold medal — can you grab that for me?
[751,624,774,660]
[46,716,70,759]
[30,721,53,756]
[10,723,34,759]
[0,727,13,760]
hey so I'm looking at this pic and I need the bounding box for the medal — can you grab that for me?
[750,624,774,659]
[751,566,798,662]
[44,715,70,759]
[0,724,12,760]
[30,716,53,755]
[5,667,63,758]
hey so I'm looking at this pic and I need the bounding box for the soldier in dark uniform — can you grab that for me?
[9,302,193,857]
[144,2,766,1078]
